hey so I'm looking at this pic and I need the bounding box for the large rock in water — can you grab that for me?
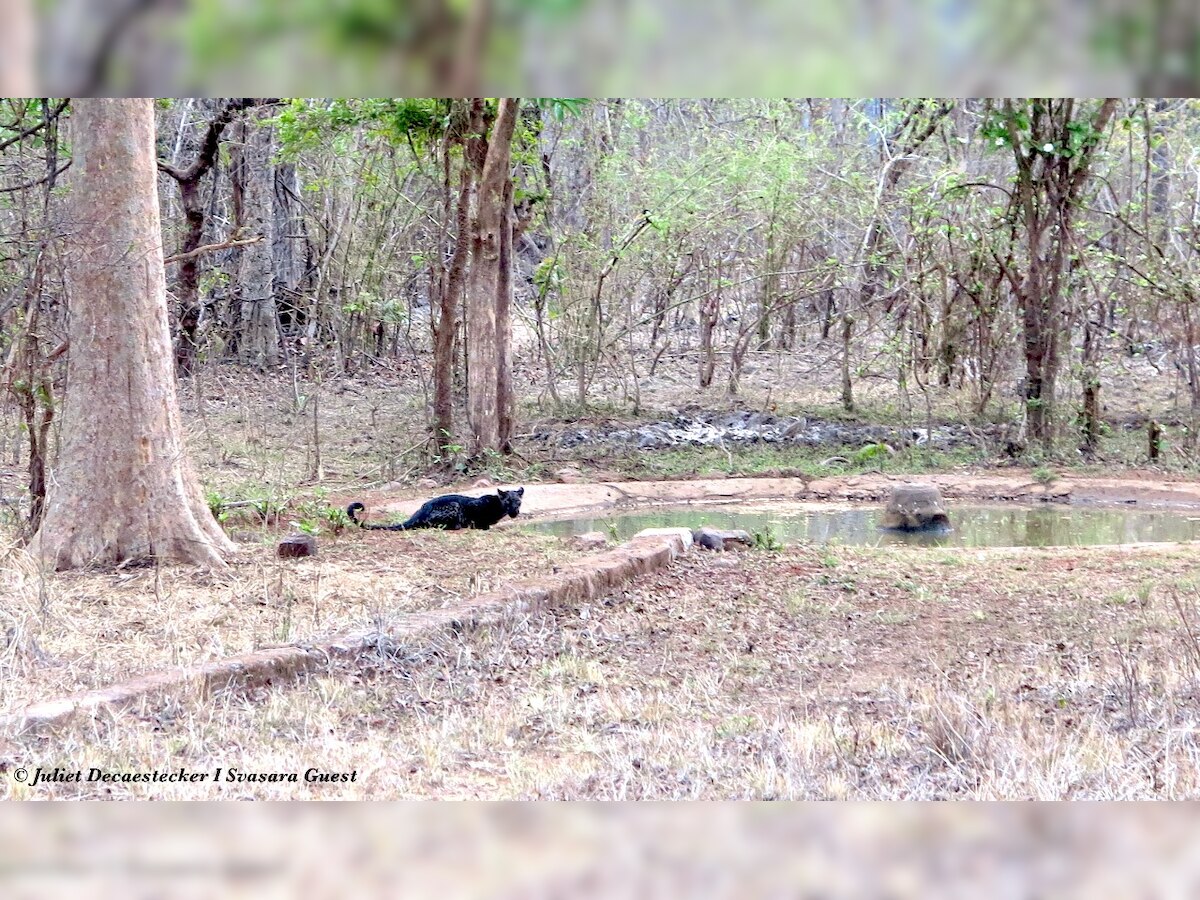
[692,527,754,551]
[879,483,951,532]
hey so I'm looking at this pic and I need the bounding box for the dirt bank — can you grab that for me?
[353,470,1200,523]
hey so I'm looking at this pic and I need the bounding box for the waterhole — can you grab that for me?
[525,503,1200,548]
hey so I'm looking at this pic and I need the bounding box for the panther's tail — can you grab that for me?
[346,502,410,531]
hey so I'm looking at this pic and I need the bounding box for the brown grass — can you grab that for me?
[0,526,578,712]
[8,540,1200,799]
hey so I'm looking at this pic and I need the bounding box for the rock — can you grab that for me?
[472,477,493,488]
[416,477,439,490]
[879,483,951,532]
[692,526,754,551]
[556,467,585,484]
[719,528,753,547]
[570,531,609,551]
[277,534,317,558]
[632,527,695,550]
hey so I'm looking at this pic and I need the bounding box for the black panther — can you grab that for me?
[347,487,524,531]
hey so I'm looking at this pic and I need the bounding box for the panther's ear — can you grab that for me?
[516,487,524,496]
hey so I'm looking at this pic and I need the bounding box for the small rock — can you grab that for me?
[571,531,609,551]
[278,534,317,558]
[472,476,493,488]
[416,477,439,490]
[556,467,585,484]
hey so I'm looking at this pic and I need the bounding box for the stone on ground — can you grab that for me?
[278,534,317,558]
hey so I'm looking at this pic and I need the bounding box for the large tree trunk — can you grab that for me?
[237,109,280,370]
[466,97,518,458]
[30,99,235,570]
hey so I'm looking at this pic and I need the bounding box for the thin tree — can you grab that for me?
[157,97,258,376]
[158,98,257,376]
[843,99,954,411]
[432,98,486,458]
[991,98,1118,453]
[466,97,519,457]
[30,99,235,570]
[236,107,280,370]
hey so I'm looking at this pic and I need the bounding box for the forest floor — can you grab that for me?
[4,362,1200,798]
[0,523,580,712]
[7,536,1200,799]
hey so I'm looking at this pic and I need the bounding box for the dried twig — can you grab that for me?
[164,236,263,265]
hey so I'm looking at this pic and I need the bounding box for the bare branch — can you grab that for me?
[164,235,263,265]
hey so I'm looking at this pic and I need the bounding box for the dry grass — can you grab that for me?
[8,540,1200,799]
[0,526,578,712]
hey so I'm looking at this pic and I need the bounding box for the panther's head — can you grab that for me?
[499,487,525,518]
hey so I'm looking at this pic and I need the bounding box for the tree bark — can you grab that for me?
[466,97,518,458]
[30,99,235,570]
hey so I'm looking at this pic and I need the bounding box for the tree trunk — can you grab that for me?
[273,160,309,346]
[1002,98,1118,455]
[1019,256,1055,447]
[496,173,516,451]
[466,97,518,458]
[30,99,235,570]
[699,258,720,388]
[1080,291,1102,455]
[432,100,485,458]
[237,109,279,370]
[841,312,855,412]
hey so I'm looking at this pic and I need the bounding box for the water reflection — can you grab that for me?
[525,504,1200,549]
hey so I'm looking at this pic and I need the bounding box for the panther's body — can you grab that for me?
[347,488,524,531]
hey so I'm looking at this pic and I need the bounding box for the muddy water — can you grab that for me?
[525,503,1200,548]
